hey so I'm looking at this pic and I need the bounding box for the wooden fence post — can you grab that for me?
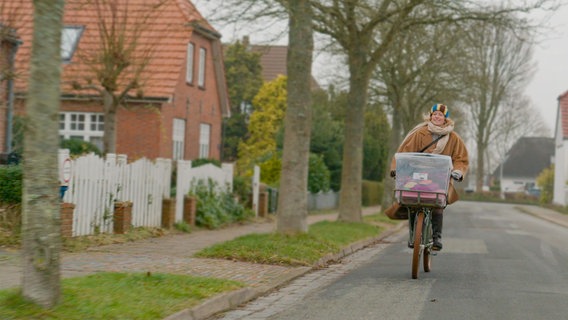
[183,195,197,226]
[258,192,268,218]
[113,201,132,234]
[162,198,176,229]
[60,203,75,237]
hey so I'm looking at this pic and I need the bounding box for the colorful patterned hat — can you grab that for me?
[430,104,449,118]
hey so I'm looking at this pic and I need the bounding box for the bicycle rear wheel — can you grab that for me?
[411,211,424,279]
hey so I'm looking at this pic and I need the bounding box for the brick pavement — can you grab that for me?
[0,206,383,292]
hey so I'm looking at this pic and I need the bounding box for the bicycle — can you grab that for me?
[393,153,452,279]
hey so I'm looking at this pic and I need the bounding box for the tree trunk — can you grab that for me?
[276,0,313,234]
[22,0,64,308]
[338,53,370,222]
[476,142,485,193]
[381,97,404,210]
[103,90,117,154]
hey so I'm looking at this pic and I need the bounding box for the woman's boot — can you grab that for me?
[432,210,443,251]
[408,210,415,248]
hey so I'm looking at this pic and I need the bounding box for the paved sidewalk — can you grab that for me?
[513,204,568,229]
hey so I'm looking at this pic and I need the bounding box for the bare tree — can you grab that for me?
[21,0,64,308]
[71,0,169,154]
[276,0,313,234]
[461,18,536,193]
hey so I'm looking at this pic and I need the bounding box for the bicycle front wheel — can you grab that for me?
[411,211,424,279]
[423,247,431,272]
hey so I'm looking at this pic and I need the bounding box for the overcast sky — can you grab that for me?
[526,3,568,136]
[195,1,568,135]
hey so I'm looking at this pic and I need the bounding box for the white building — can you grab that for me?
[553,91,568,205]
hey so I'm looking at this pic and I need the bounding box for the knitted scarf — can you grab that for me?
[401,119,455,154]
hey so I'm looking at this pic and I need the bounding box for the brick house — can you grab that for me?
[2,0,229,161]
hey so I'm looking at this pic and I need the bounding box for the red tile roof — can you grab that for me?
[249,44,320,90]
[250,45,288,82]
[4,0,218,100]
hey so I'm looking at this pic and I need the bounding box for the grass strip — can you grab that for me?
[195,220,382,266]
[0,272,243,320]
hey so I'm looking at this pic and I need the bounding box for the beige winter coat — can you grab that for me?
[387,124,469,215]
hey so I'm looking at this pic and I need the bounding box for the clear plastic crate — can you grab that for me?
[394,153,452,208]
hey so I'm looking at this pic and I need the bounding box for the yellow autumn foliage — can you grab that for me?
[237,75,287,177]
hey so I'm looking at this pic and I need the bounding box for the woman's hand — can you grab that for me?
[451,171,462,181]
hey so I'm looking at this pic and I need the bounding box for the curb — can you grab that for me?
[163,268,309,320]
[515,205,568,229]
[164,221,406,320]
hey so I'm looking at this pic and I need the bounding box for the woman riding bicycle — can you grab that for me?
[387,103,469,251]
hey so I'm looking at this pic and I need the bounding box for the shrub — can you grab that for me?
[308,154,331,193]
[61,139,101,156]
[191,158,221,168]
[0,204,21,245]
[189,179,253,229]
[174,221,191,233]
[259,153,281,186]
[233,175,251,206]
[536,165,554,204]
[0,165,22,204]
[362,180,383,206]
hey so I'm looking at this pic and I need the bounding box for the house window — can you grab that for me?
[199,123,211,158]
[59,112,104,151]
[61,26,84,63]
[172,118,185,160]
[198,47,206,88]
[186,43,195,84]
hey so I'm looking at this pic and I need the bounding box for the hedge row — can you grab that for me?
[362,180,383,206]
[0,165,22,204]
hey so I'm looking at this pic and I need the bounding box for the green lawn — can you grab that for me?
[0,273,243,320]
[195,219,384,266]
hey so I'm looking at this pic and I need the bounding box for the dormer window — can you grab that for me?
[61,26,84,63]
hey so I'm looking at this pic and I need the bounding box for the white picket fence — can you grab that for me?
[60,150,172,236]
[59,150,236,237]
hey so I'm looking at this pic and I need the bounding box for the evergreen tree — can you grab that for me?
[222,40,264,161]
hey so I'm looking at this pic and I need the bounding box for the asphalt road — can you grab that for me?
[213,201,568,320]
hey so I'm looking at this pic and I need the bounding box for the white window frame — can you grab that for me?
[59,112,104,151]
[199,123,211,159]
[198,47,206,88]
[61,26,84,63]
[186,43,195,84]
[172,118,186,160]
